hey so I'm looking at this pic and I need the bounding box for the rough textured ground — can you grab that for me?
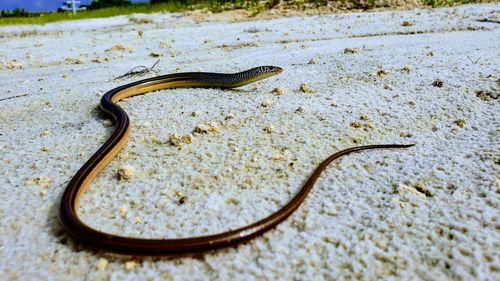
[0,3,499,281]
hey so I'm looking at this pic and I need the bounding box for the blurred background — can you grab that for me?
[1,1,150,12]
[0,0,492,25]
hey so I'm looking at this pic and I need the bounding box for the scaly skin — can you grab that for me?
[59,66,414,256]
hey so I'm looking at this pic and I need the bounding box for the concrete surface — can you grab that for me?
[0,3,499,280]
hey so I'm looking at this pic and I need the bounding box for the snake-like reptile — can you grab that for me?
[59,66,414,256]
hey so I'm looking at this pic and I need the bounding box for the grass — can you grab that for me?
[422,0,492,7]
[0,0,495,26]
[0,2,191,25]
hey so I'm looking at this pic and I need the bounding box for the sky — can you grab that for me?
[0,0,150,12]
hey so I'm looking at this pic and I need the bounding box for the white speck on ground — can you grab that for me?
[0,3,499,280]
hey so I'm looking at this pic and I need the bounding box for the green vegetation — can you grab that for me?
[0,0,495,26]
[422,0,490,7]
[0,2,189,25]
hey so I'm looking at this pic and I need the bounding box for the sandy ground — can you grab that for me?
[0,3,499,280]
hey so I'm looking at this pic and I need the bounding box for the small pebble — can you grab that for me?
[133,217,141,224]
[350,122,362,128]
[432,79,444,87]
[92,57,108,63]
[179,196,188,204]
[106,44,135,52]
[225,112,235,120]
[102,119,113,127]
[124,261,137,271]
[261,99,273,107]
[150,51,163,57]
[363,123,374,129]
[376,70,388,77]
[33,176,52,188]
[360,114,369,121]
[401,21,414,27]
[169,133,182,146]
[40,130,49,136]
[308,57,319,64]
[117,152,130,160]
[206,121,220,132]
[181,134,193,144]
[272,154,285,161]
[454,119,466,128]
[264,125,274,134]
[412,182,433,197]
[117,165,135,180]
[475,90,497,101]
[159,41,172,48]
[396,184,425,198]
[191,111,199,117]
[97,258,108,271]
[194,123,210,133]
[271,86,286,95]
[194,122,219,133]
[400,132,413,138]
[295,106,305,113]
[5,60,23,69]
[65,57,85,65]
[119,207,127,215]
[299,83,315,93]
[400,65,412,73]
[344,47,360,54]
